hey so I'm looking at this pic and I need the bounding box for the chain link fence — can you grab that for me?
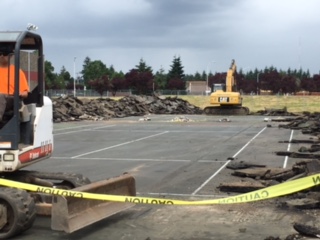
[46,89,201,97]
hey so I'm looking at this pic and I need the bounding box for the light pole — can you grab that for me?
[206,61,215,95]
[73,57,76,97]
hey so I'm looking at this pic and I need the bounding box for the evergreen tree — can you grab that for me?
[50,66,71,89]
[167,56,185,81]
[194,72,201,80]
[135,58,153,73]
[51,67,69,89]
[201,70,207,81]
[154,67,167,90]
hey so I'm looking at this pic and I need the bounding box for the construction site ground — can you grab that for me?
[18,114,317,240]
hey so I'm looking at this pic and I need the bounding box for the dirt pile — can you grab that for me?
[52,95,203,122]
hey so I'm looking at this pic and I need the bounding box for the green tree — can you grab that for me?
[125,69,154,95]
[44,60,56,90]
[59,66,72,88]
[110,72,126,96]
[88,75,110,97]
[49,66,70,89]
[167,56,185,81]
[194,72,201,80]
[136,58,153,73]
[54,74,66,89]
[108,65,117,79]
[167,78,185,90]
[167,56,185,90]
[154,67,167,90]
[184,74,195,82]
[81,57,110,86]
[124,59,154,95]
[201,70,208,81]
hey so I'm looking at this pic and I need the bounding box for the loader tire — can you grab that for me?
[0,187,36,239]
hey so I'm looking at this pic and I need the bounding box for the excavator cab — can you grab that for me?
[0,31,136,239]
[212,83,226,92]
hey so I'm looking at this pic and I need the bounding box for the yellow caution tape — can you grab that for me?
[0,174,319,205]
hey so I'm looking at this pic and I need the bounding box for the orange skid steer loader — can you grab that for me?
[0,31,136,239]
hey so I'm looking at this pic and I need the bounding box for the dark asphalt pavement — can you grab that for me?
[18,114,300,240]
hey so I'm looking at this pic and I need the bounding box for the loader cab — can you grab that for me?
[0,31,44,150]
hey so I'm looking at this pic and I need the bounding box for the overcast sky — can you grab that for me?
[2,0,320,76]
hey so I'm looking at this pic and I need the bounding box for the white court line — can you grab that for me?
[283,130,294,169]
[71,131,169,159]
[191,126,267,195]
[54,124,107,131]
[138,192,229,199]
[54,125,115,136]
[52,156,190,162]
[91,129,245,133]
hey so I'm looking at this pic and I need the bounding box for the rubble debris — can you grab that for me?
[170,116,194,122]
[293,223,320,238]
[284,198,320,209]
[305,159,320,174]
[52,95,203,122]
[219,160,312,194]
[299,145,320,153]
[271,117,299,122]
[138,116,151,121]
[232,167,293,180]
[264,237,282,240]
[279,139,320,144]
[256,107,295,116]
[219,118,231,122]
[227,161,266,170]
[218,179,266,193]
[278,114,320,136]
[275,151,320,159]
[264,234,303,240]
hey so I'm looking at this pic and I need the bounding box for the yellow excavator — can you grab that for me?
[204,59,249,115]
[0,31,136,239]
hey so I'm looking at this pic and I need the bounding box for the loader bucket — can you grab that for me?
[51,173,136,233]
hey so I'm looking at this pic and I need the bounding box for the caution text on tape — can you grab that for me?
[0,174,319,205]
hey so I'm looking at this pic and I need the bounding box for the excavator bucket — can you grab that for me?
[51,173,136,233]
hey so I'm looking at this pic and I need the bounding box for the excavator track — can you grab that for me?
[204,106,250,115]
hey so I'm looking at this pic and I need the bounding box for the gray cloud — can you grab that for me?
[2,0,320,75]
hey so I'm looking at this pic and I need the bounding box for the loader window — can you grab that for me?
[0,50,37,130]
[20,50,38,93]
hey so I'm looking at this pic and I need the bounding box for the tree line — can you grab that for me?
[44,56,320,96]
